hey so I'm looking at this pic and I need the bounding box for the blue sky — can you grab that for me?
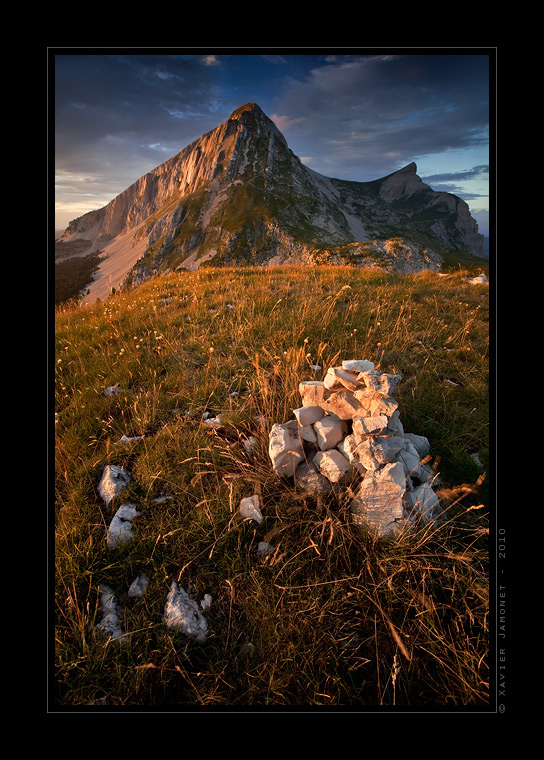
[53,49,493,234]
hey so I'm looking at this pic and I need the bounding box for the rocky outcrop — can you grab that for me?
[57,103,485,303]
[269,359,443,539]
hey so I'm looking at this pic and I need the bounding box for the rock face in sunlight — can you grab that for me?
[269,359,444,539]
[56,103,485,304]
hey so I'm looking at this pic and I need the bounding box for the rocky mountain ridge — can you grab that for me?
[56,103,485,302]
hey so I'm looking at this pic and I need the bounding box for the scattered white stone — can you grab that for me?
[257,541,275,558]
[117,434,144,445]
[154,494,174,504]
[107,503,141,549]
[470,452,483,468]
[104,384,123,397]
[467,273,488,285]
[239,494,263,524]
[164,581,208,642]
[128,573,149,598]
[200,594,213,611]
[268,420,304,477]
[242,435,258,455]
[203,413,223,427]
[94,585,127,642]
[98,464,131,505]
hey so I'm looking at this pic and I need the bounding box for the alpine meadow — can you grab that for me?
[53,91,493,711]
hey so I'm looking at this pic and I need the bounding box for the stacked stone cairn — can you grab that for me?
[268,359,442,538]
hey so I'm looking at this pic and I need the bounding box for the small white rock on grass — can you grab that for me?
[94,585,127,643]
[164,581,208,642]
[239,494,263,524]
[106,503,141,549]
[98,464,131,505]
[128,573,149,598]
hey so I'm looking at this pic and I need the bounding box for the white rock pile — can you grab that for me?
[268,359,442,538]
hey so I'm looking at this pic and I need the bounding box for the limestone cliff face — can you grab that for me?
[58,103,485,301]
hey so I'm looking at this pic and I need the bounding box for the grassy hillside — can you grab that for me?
[53,265,491,709]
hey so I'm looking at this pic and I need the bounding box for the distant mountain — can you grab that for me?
[56,103,486,302]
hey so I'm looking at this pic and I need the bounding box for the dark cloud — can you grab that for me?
[54,51,491,228]
[273,54,490,181]
[421,165,489,184]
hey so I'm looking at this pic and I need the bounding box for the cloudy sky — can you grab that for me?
[52,49,493,234]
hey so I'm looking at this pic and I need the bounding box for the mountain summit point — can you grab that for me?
[56,103,485,303]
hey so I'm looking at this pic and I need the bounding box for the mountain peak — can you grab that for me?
[229,102,264,120]
[59,103,485,302]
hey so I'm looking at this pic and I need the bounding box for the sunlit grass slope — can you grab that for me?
[53,265,490,708]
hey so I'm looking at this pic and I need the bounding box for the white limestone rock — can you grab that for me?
[257,541,275,558]
[325,367,361,392]
[314,449,353,484]
[117,434,144,445]
[295,460,333,495]
[98,464,131,505]
[355,435,405,471]
[164,581,208,642]
[360,370,403,396]
[351,462,407,538]
[104,383,123,397]
[314,415,346,450]
[299,422,318,445]
[239,494,264,524]
[94,585,127,642]
[353,415,389,437]
[322,389,363,420]
[107,503,141,549]
[404,433,431,458]
[405,483,442,524]
[128,573,149,598]
[337,434,367,475]
[387,410,405,438]
[354,389,399,418]
[394,440,423,479]
[268,420,304,477]
[299,380,330,407]
[293,405,325,427]
[342,360,375,373]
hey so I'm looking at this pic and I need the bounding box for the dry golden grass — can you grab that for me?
[53,265,490,708]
